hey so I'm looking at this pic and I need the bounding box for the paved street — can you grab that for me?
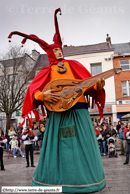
[1,149,130,194]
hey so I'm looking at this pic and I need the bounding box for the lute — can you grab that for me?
[43,67,122,112]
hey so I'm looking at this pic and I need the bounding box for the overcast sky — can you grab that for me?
[0,0,130,54]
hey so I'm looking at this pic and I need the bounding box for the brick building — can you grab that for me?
[113,43,130,122]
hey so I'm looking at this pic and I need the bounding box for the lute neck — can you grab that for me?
[81,67,122,90]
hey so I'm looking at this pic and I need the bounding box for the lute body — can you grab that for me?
[43,68,122,112]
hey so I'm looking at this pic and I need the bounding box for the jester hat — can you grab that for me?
[8,8,63,63]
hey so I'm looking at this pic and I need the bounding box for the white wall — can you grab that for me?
[65,51,116,104]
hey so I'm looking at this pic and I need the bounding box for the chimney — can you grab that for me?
[32,50,40,61]
[106,34,112,48]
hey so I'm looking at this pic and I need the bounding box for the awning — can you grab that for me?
[117,112,130,119]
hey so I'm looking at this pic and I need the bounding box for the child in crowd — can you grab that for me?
[9,136,24,158]
[17,130,22,149]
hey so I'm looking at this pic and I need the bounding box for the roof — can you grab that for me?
[113,43,130,54]
[0,53,35,68]
[63,42,114,57]
[34,54,49,69]
[34,42,114,69]
[1,57,25,68]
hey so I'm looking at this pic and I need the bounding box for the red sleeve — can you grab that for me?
[124,128,129,138]
[31,132,36,137]
[95,129,101,135]
[1,135,6,139]
[22,132,26,136]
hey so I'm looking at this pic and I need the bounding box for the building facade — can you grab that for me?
[113,43,130,123]
[63,43,117,125]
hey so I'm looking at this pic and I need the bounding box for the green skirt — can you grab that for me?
[32,107,106,193]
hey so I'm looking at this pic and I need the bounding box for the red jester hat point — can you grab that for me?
[8,8,63,63]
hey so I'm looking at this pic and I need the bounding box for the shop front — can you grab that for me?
[89,105,113,125]
[116,104,130,123]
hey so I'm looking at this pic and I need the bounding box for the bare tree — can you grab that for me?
[0,45,36,131]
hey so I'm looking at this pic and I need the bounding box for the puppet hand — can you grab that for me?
[94,78,105,91]
[43,89,60,104]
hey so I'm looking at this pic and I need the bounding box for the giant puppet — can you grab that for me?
[8,8,106,193]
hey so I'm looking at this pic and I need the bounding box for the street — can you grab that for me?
[0,150,130,194]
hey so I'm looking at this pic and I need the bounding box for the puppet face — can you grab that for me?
[53,47,63,60]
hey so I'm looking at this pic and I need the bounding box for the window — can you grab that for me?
[8,74,17,89]
[91,63,102,76]
[122,81,130,96]
[120,59,130,70]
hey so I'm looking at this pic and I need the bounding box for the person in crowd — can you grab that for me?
[118,123,126,155]
[100,122,105,130]
[101,125,109,156]
[98,122,101,127]
[124,122,128,129]
[17,130,22,149]
[39,123,44,130]
[0,127,4,135]
[94,122,98,130]
[5,129,10,152]
[17,123,23,133]
[15,135,24,157]
[116,121,121,133]
[8,126,16,142]
[22,126,38,167]
[94,127,102,152]
[38,124,45,150]
[32,122,39,150]
[124,123,130,164]
[108,125,117,139]
[0,128,7,170]
[9,136,24,158]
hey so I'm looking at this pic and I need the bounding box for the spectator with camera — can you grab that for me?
[118,123,126,155]
[22,126,38,168]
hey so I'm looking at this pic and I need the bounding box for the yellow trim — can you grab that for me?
[34,91,44,101]
[32,177,106,187]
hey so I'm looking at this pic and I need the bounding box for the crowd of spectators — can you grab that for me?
[1,119,130,171]
[0,121,46,170]
[94,121,130,164]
